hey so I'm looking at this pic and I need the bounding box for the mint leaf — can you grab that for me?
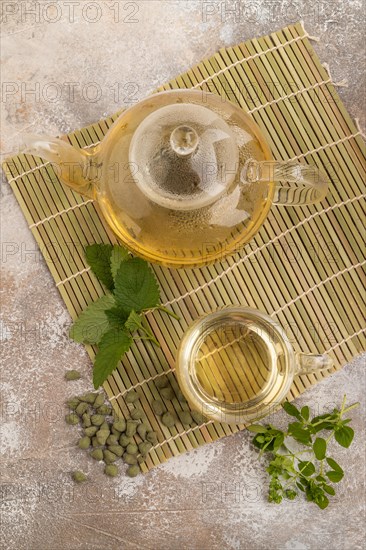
[334,426,354,448]
[110,245,129,282]
[312,422,335,433]
[282,402,302,420]
[301,406,310,421]
[69,294,115,344]
[298,461,315,476]
[288,422,311,445]
[326,457,343,473]
[247,425,268,433]
[273,433,285,452]
[105,307,128,329]
[323,484,335,496]
[326,470,344,483]
[316,494,329,509]
[313,437,327,460]
[93,329,132,388]
[125,310,143,332]
[114,257,160,313]
[85,244,114,291]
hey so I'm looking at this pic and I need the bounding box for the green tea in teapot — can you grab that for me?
[97,92,271,267]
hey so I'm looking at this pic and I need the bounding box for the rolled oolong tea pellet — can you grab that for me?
[152,400,164,416]
[105,464,119,477]
[161,412,175,427]
[93,393,105,409]
[66,397,79,410]
[176,390,187,403]
[80,393,97,404]
[91,414,105,427]
[125,420,138,437]
[108,445,124,457]
[82,413,91,428]
[126,443,138,455]
[126,464,140,477]
[84,426,98,437]
[96,430,109,446]
[119,434,133,447]
[90,448,104,461]
[103,450,118,464]
[160,387,174,400]
[72,471,87,483]
[100,422,110,432]
[65,370,81,381]
[125,390,140,403]
[106,434,119,446]
[113,419,126,433]
[78,436,91,450]
[191,410,206,424]
[155,377,168,389]
[138,441,152,456]
[75,402,89,416]
[97,405,112,415]
[146,431,158,445]
[65,413,79,426]
[123,452,138,465]
[130,408,144,420]
[179,411,193,425]
[137,423,148,440]
[92,436,99,448]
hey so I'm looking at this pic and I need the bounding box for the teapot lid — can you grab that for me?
[129,103,239,210]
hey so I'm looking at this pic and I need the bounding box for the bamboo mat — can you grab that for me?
[3,22,365,472]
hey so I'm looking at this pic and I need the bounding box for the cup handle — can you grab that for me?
[295,352,334,376]
[240,159,328,206]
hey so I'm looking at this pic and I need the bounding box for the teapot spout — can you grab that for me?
[22,134,97,199]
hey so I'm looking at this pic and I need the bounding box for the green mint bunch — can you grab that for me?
[69,244,179,389]
[248,395,359,509]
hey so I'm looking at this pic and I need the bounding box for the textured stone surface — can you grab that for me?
[1,2,365,549]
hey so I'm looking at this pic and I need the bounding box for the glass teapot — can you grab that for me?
[24,90,328,268]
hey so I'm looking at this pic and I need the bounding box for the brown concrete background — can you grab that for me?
[1,1,365,549]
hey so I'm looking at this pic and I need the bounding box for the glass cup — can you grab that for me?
[176,307,333,424]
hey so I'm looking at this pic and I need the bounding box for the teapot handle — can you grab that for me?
[22,134,98,199]
[240,159,328,206]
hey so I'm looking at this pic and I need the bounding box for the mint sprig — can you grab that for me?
[248,395,359,509]
[69,244,179,388]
